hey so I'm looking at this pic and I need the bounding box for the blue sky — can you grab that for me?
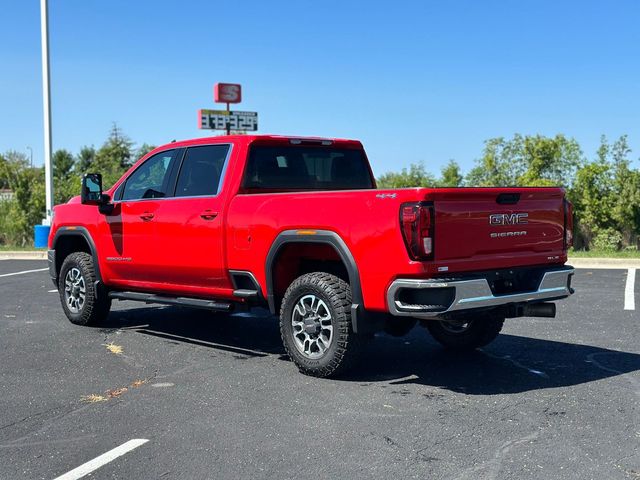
[1,0,639,176]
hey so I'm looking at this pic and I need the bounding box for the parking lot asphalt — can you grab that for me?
[0,260,638,480]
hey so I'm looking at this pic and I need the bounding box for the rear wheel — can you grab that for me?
[59,252,111,326]
[424,314,504,350]
[280,272,363,378]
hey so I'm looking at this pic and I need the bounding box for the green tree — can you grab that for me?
[466,134,582,187]
[568,135,640,249]
[466,137,521,187]
[0,154,8,189]
[75,146,96,173]
[377,162,436,188]
[0,152,45,246]
[135,143,156,162]
[437,160,463,187]
[609,136,640,246]
[93,123,133,188]
[52,149,79,205]
[0,151,30,186]
[570,160,614,248]
[53,149,75,179]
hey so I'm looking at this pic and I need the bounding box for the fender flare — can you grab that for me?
[51,226,102,283]
[265,229,367,332]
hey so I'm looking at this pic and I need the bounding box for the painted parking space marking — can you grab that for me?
[625,268,636,311]
[48,289,58,293]
[0,268,48,278]
[52,438,149,480]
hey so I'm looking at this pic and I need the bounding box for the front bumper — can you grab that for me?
[387,266,574,318]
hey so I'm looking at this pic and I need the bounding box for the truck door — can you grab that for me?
[100,148,179,285]
[151,144,233,291]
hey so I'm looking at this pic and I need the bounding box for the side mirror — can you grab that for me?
[81,173,103,205]
[98,194,114,215]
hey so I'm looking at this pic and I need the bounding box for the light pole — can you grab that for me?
[26,146,33,168]
[40,0,54,224]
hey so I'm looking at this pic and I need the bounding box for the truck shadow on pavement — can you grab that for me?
[359,333,640,395]
[105,305,285,357]
[103,305,640,395]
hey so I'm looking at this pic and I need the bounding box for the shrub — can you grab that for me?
[591,228,623,252]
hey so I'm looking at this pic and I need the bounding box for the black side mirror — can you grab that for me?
[81,173,103,205]
[98,194,114,215]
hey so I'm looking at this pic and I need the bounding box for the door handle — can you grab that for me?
[200,210,218,221]
[139,212,154,221]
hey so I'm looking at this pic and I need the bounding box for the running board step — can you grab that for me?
[108,291,233,312]
[233,289,259,299]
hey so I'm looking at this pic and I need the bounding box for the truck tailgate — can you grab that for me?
[430,188,566,261]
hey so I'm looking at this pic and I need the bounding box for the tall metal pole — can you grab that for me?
[26,146,33,168]
[40,0,54,224]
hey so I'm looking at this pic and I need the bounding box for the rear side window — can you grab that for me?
[122,150,176,201]
[174,145,230,197]
[242,146,374,192]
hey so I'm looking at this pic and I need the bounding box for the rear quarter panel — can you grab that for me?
[226,189,425,311]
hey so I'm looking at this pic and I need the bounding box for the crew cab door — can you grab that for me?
[100,148,180,285]
[151,144,232,292]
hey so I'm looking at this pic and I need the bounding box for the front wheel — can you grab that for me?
[279,272,363,378]
[424,314,504,350]
[59,252,111,326]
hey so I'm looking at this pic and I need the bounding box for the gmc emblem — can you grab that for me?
[489,213,529,226]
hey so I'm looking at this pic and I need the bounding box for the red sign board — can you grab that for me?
[214,83,242,103]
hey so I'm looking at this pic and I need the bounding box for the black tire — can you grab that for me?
[280,272,363,378]
[59,252,111,326]
[424,315,504,350]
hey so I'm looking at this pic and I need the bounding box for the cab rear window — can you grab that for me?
[241,146,374,192]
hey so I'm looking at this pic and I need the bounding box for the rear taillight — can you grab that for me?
[400,202,434,260]
[564,198,574,250]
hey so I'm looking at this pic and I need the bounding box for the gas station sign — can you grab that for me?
[199,83,257,134]
[214,83,242,103]
[199,109,258,131]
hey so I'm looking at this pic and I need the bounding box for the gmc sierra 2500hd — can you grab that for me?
[48,135,574,377]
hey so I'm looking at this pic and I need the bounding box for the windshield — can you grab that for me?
[242,146,374,192]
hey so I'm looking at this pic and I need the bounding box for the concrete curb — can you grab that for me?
[0,251,47,260]
[568,257,640,270]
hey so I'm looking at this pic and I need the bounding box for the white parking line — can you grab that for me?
[48,289,58,293]
[52,439,149,480]
[625,268,636,311]
[0,268,48,278]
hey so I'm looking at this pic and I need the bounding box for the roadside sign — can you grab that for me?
[199,109,258,131]
[214,83,242,103]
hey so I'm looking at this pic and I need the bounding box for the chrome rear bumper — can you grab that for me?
[387,267,574,318]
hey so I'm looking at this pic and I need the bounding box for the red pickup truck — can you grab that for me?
[48,135,575,377]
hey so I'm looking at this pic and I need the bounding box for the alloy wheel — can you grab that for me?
[291,294,334,359]
[64,267,86,314]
